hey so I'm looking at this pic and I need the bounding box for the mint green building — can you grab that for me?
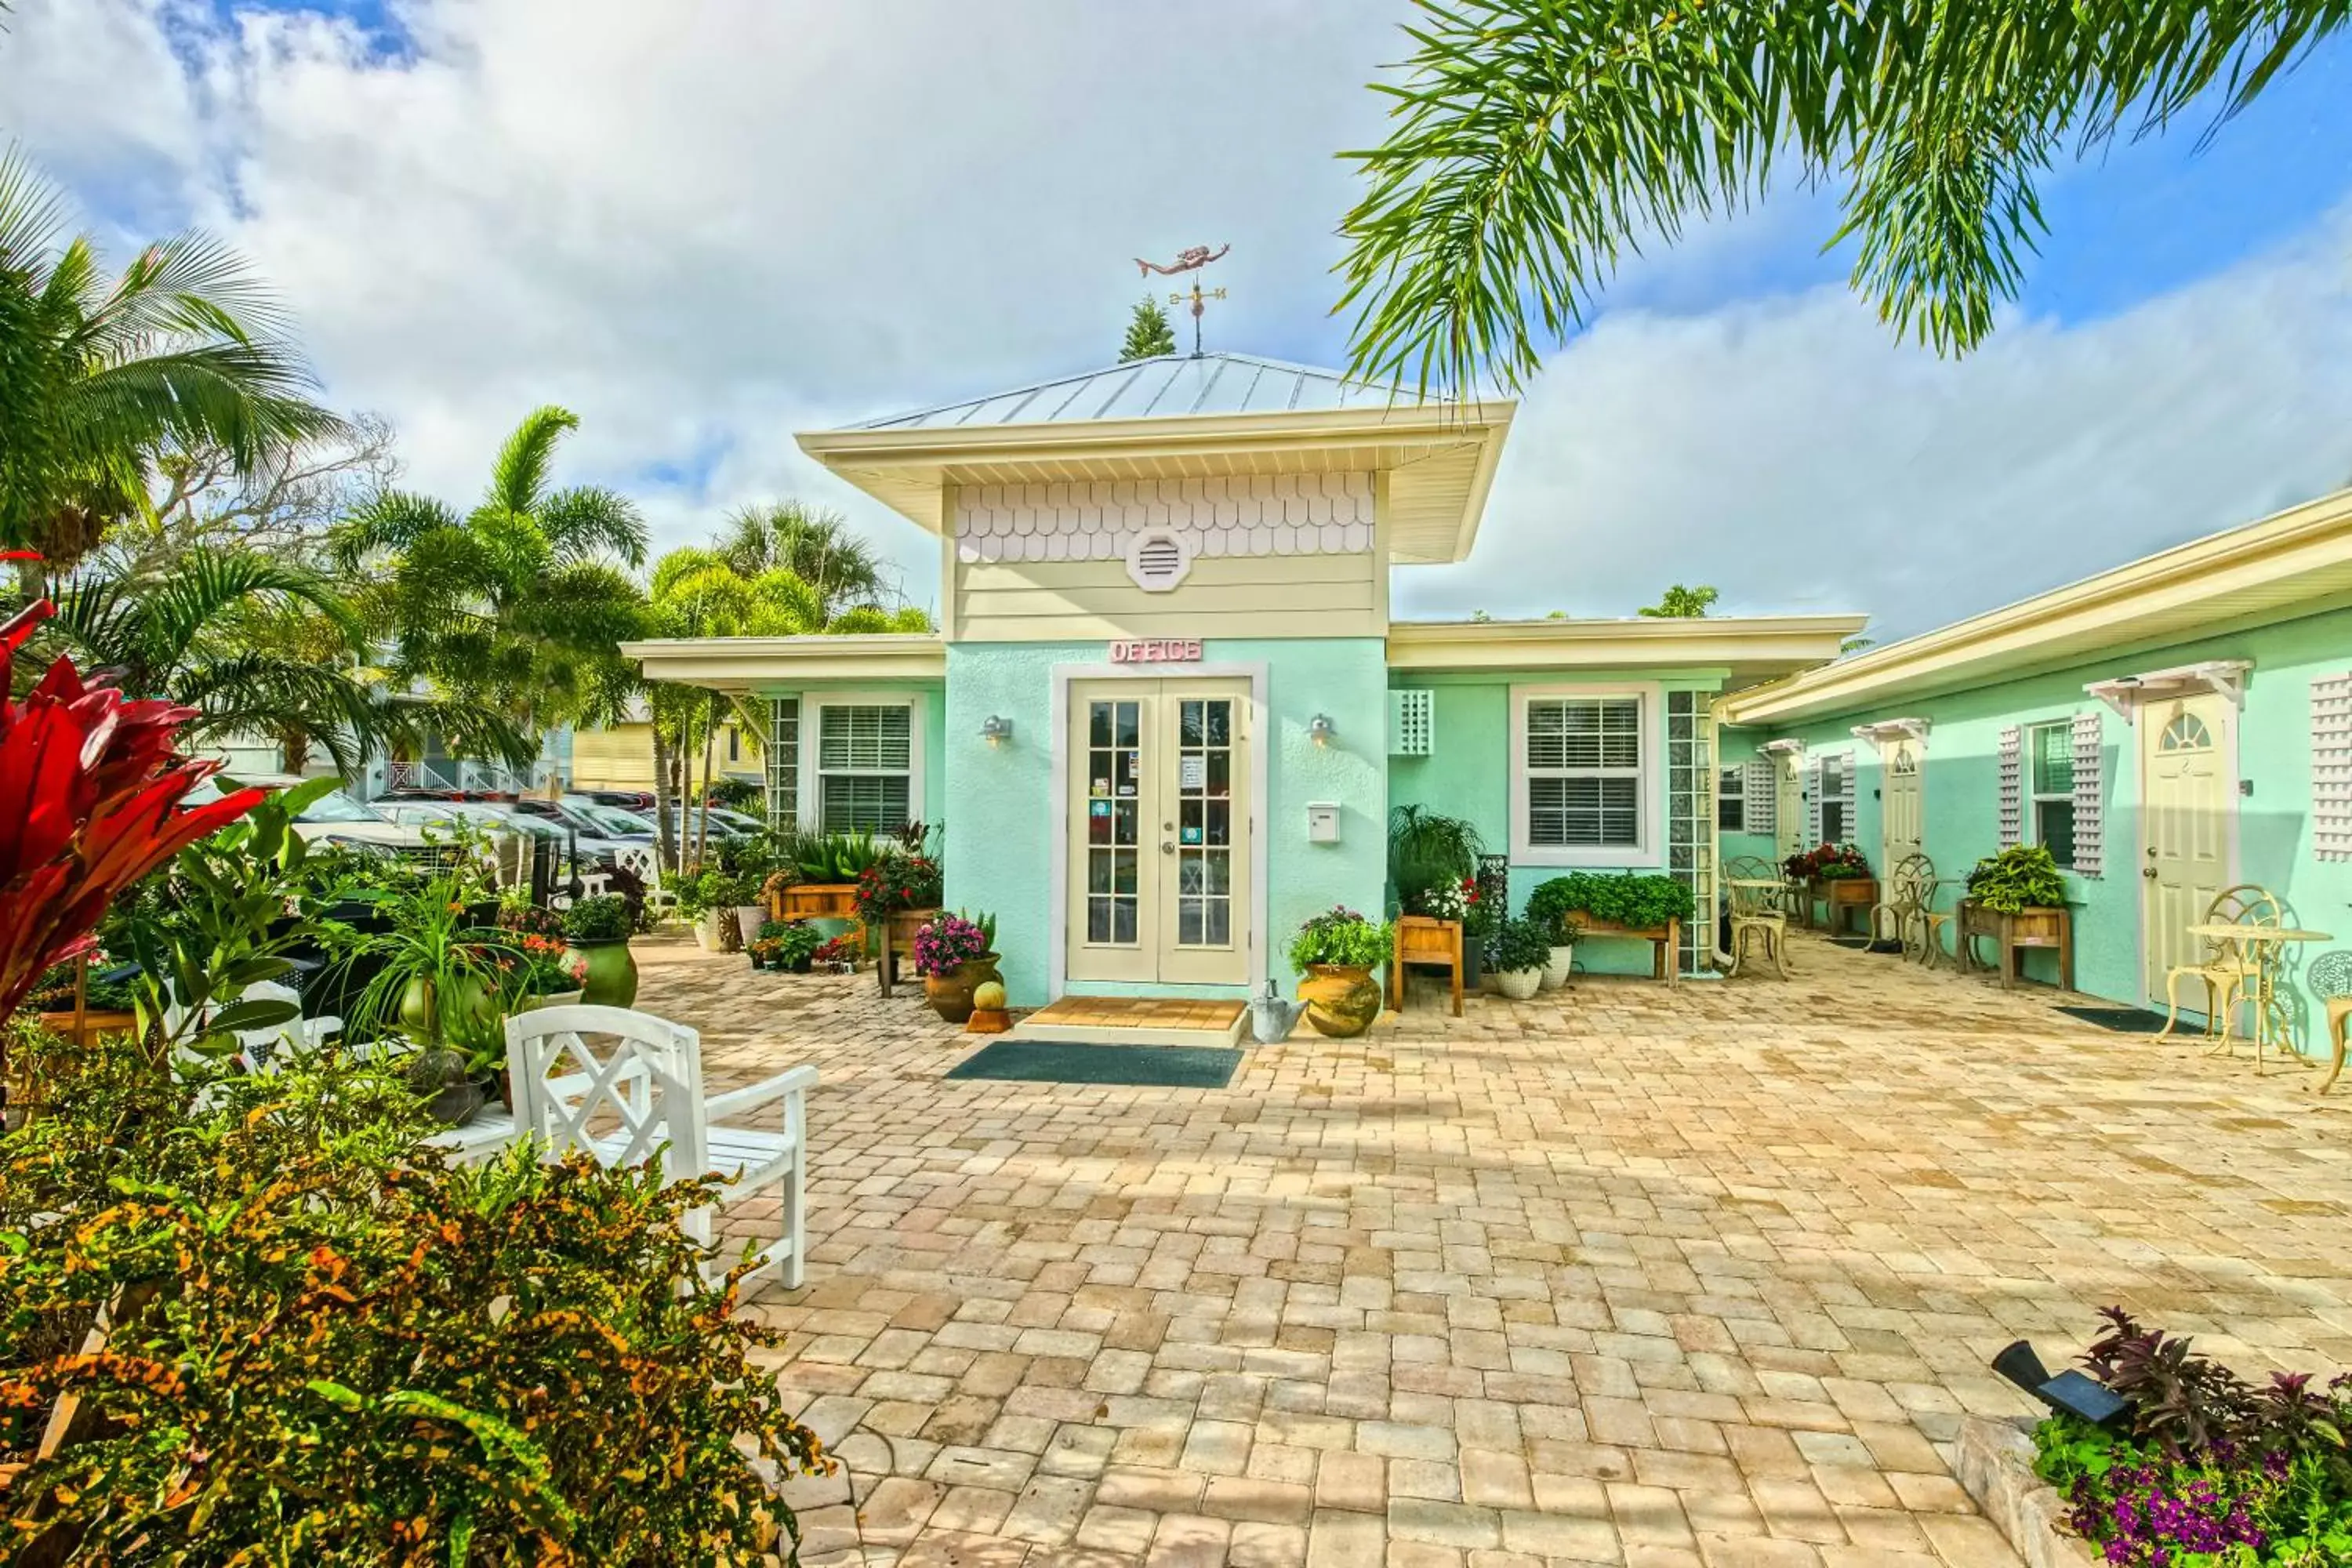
[1719,487,2352,1016]
[626,354,1860,1014]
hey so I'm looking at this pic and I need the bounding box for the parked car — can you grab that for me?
[562,798,660,842]
[190,774,432,853]
[573,789,656,813]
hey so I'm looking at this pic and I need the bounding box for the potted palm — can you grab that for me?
[560,893,638,1007]
[913,910,1000,1023]
[1289,906,1394,1038]
[1488,917,1553,1000]
[327,872,523,1125]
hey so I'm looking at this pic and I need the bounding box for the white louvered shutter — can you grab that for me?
[1744,758,1777,836]
[1805,754,1824,846]
[1998,725,2023,848]
[2315,673,2352,862]
[2071,711,2104,876]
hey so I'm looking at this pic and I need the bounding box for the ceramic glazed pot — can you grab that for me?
[1494,967,1543,1001]
[568,938,638,1008]
[1541,945,1575,990]
[1298,964,1382,1038]
[521,988,584,1011]
[924,953,1003,1025]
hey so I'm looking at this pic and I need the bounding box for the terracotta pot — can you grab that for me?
[924,953,1003,1025]
[1494,967,1543,1000]
[568,938,638,1007]
[1298,964,1382,1038]
[1541,945,1575,990]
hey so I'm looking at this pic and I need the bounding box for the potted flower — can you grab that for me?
[812,935,860,974]
[756,918,824,974]
[560,892,638,1007]
[913,910,1000,1024]
[1487,916,1553,1000]
[514,933,588,1009]
[1287,906,1394,1038]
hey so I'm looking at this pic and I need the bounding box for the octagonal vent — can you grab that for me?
[1125,530,1192,593]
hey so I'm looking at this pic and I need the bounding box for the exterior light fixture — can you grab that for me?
[1991,1341,2128,1428]
[980,715,1013,747]
[1307,713,1336,746]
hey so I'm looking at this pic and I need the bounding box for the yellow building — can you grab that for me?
[568,706,765,793]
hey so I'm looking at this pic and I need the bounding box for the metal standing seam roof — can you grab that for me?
[848,351,1446,431]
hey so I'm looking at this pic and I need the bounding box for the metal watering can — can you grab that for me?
[1249,980,1305,1044]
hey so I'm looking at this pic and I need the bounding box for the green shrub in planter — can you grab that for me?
[1965,844,2069,913]
[1286,906,1393,972]
[560,894,632,943]
[1488,916,1555,976]
[0,1033,824,1562]
[1525,871,1693,931]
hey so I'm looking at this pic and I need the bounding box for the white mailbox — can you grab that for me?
[1305,802,1341,844]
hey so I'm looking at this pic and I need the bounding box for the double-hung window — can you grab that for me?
[2027,720,2076,869]
[816,703,913,834]
[1717,766,1746,832]
[1512,688,1653,864]
[1819,753,1849,843]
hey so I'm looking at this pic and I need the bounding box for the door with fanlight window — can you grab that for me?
[1881,736,1924,871]
[2140,694,2232,1007]
[1066,679,1253,986]
[1774,752,1804,860]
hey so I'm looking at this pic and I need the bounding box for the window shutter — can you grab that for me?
[1388,689,1434,756]
[1998,725,2023,848]
[1744,758,1777,835]
[2315,673,2352,862]
[1806,754,1823,847]
[2071,711,2103,876]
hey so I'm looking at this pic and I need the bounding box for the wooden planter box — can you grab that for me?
[1560,913,1682,984]
[1958,899,2074,990]
[1804,877,1877,936]
[37,1010,137,1046]
[877,906,942,998]
[1389,915,1464,1016]
[773,881,860,923]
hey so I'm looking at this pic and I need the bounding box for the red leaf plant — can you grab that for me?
[0,579,267,1060]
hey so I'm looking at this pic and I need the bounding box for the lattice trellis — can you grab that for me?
[1742,757,1777,837]
[2316,673,2352,862]
[1666,692,1715,976]
[1998,726,2024,848]
[2071,710,2105,876]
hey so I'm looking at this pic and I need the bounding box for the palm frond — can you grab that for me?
[69,228,297,361]
[332,490,463,572]
[0,142,68,278]
[56,345,337,471]
[172,651,383,775]
[485,405,579,517]
[539,485,648,568]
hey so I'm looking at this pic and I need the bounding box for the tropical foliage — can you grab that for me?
[710,500,913,626]
[1336,2,2350,395]
[1524,872,1694,931]
[1120,296,1178,361]
[0,146,337,570]
[1288,906,1395,971]
[1966,842,2070,911]
[1639,584,1718,619]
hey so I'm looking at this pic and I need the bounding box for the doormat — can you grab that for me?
[2056,1005,2175,1035]
[1831,936,1904,953]
[946,1040,1243,1089]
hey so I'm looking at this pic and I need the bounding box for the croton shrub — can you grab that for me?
[0,1033,826,1564]
[2032,1308,2352,1566]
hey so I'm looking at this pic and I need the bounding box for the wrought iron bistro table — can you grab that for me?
[2183,922,2334,1073]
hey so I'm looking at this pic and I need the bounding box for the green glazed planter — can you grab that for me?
[568,938,639,1008]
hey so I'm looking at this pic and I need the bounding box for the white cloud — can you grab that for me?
[4,0,2350,640]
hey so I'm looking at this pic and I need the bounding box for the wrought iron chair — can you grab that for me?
[2310,950,2352,1096]
[1723,855,1791,979]
[2154,884,2282,1044]
[1871,854,1958,968]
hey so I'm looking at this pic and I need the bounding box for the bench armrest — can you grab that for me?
[706,1065,819,1123]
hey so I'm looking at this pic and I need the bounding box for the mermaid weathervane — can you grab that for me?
[1134,245,1230,355]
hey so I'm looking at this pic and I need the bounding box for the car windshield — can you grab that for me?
[293,789,390,825]
[576,803,655,835]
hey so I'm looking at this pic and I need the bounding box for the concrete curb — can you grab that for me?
[1954,1416,2100,1568]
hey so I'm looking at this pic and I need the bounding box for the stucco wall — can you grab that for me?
[1388,668,1726,976]
[942,639,1389,1006]
[1730,606,2352,1013]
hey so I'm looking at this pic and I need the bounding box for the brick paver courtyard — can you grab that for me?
[633,931,2352,1568]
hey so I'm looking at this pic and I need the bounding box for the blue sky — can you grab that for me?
[5,1,2351,636]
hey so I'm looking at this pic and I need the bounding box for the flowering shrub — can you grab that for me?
[2031,1308,2352,1566]
[515,932,590,995]
[811,935,860,971]
[1413,874,1477,924]
[1783,842,1871,881]
[1287,906,1393,971]
[913,912,992,978]
[855,852,942,925]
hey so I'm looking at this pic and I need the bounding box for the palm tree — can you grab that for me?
[333,406,649,764]
[1337,4,2347,396]
[713,501,895,623]
[38,547,529,776]
[0,146,338,575]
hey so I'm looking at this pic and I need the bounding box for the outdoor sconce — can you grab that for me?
[980,715,1014,747]
[1307,713,1336,747]
[1991,1341,2127,1428]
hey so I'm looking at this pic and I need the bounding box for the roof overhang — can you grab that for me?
[797,401,1516,565]
[1385,615,1866,684]
[1721,486,2352,728]
[619,633,946,694]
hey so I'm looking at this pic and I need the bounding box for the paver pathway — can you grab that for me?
[634,931,2352,1567]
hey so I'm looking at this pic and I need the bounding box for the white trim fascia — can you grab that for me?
[1849,716,1929,751]
[797,690,928,834]
[1507,681,1664,870]
[1046,661,1271,1000]
[2086,659,2254,723]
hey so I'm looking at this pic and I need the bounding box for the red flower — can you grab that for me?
[0,597,263,1027]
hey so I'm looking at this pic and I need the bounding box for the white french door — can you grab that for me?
[1065,679,1253,986]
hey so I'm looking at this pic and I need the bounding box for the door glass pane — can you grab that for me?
[1173,698,1235,949]
[1085,700,1142,947]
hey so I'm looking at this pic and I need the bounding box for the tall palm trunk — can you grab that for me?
[695,702,716,868]
[652,724,677,876]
